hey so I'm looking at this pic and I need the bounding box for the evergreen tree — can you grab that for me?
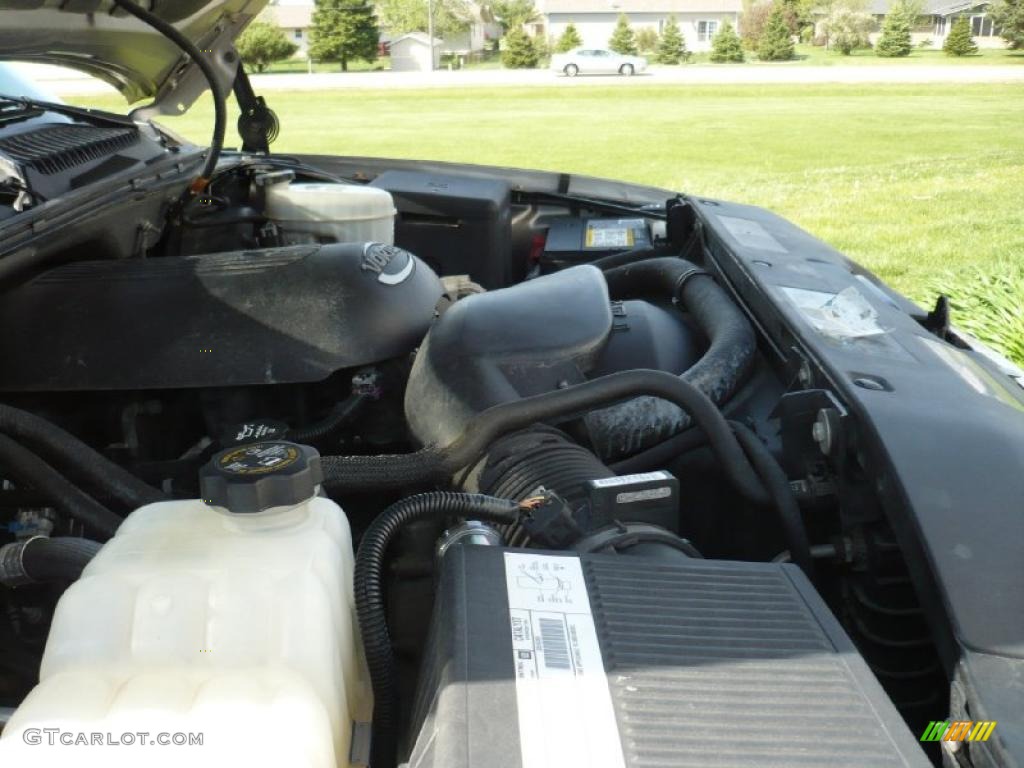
[875,2,913,56]
[757,4,796,59]
[310,0,380,71]
[502,27,540,67]
[556,22,583,52]
[656,15,689,63]
[608,14,639,55]
[943,14,979,55]
[710,20,745,62]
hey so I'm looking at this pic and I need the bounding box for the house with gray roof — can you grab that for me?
[863,0,1005,48]
[534,0,743,52]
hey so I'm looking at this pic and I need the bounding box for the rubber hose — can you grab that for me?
[609,427,708,475]
[729,422,814,578]
[0,435,122,537]
[0,404,165,509]
[286,394,365,444]
[589,243,672,271]
[354,492,521,768]
[111,0,225,189]
[18,537,102,583]
[323,369,770,507]
[585,257,757,461]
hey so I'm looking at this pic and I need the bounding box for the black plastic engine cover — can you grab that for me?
[0,243,443,391]
[405,266,612,447]
[405,265,704,448]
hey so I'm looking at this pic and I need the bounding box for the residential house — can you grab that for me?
[865,0,1006,48]
[261,2,314,56]
[260,0,498,62]
[534,0,743,52]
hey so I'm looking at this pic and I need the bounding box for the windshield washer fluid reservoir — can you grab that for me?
[266,181,396,246]
[0,442,369,768]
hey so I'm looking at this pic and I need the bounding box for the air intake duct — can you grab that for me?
[470,427,683,550]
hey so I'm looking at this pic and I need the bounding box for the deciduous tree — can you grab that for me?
[990,0,1024,48]
[823,8,873,53]
[376,0,473,39]
[236,21,299,72]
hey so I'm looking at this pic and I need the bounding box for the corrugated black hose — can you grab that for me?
[0,536,103,586]
[586,256,757,461]
[0,404,165,509]
[354,492,521,768]
[0,435,122,537]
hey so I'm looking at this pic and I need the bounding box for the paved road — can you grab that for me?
[15,61,1024,98]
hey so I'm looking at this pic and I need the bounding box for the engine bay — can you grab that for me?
[0,149,1017,768]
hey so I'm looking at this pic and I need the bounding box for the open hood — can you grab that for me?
[0,1,266,114]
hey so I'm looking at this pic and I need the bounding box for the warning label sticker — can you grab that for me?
[504,553,626,768]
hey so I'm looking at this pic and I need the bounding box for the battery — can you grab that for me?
[541,217,652,271]
[407,546,930,768]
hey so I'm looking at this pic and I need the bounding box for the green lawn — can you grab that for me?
[72,83,1024,327]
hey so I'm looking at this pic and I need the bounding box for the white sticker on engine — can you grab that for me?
[504,553,626,768]
[590,470,670,488]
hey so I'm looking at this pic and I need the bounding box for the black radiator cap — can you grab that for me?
[199,441,321,514]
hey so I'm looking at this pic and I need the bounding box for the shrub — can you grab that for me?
[916,265,1024,366]
[740,2,775,49]
[943,14,979,55]
[502,28,540,67]
[236,21,299,72]
[656,15,690,63]
[556,22,583,52]
[876,2,913,56]
[608,13,639,55]
[710,20,746,62]
[635,27,660,53]
[824,9,874,54]
[758,4,796,59]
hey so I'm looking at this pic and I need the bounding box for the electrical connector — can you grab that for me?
[518,490,583,549]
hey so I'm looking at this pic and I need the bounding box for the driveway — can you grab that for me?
[17,61,1024,98]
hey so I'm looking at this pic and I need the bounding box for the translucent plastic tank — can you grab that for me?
[0,496,369,768]
[265,181,396,246]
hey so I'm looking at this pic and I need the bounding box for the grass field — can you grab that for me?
[72,83,1024,335]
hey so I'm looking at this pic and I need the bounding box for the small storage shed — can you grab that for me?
[389,33,442,72]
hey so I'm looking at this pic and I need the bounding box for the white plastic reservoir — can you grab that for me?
[265,181,396,245]
[0,496,369,768]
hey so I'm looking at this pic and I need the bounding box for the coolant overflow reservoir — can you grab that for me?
[265,181,396,246]
[0,442,370,768]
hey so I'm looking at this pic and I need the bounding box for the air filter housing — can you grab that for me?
[409,546,930,768]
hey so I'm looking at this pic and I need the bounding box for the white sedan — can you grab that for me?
[551,47,648,77]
